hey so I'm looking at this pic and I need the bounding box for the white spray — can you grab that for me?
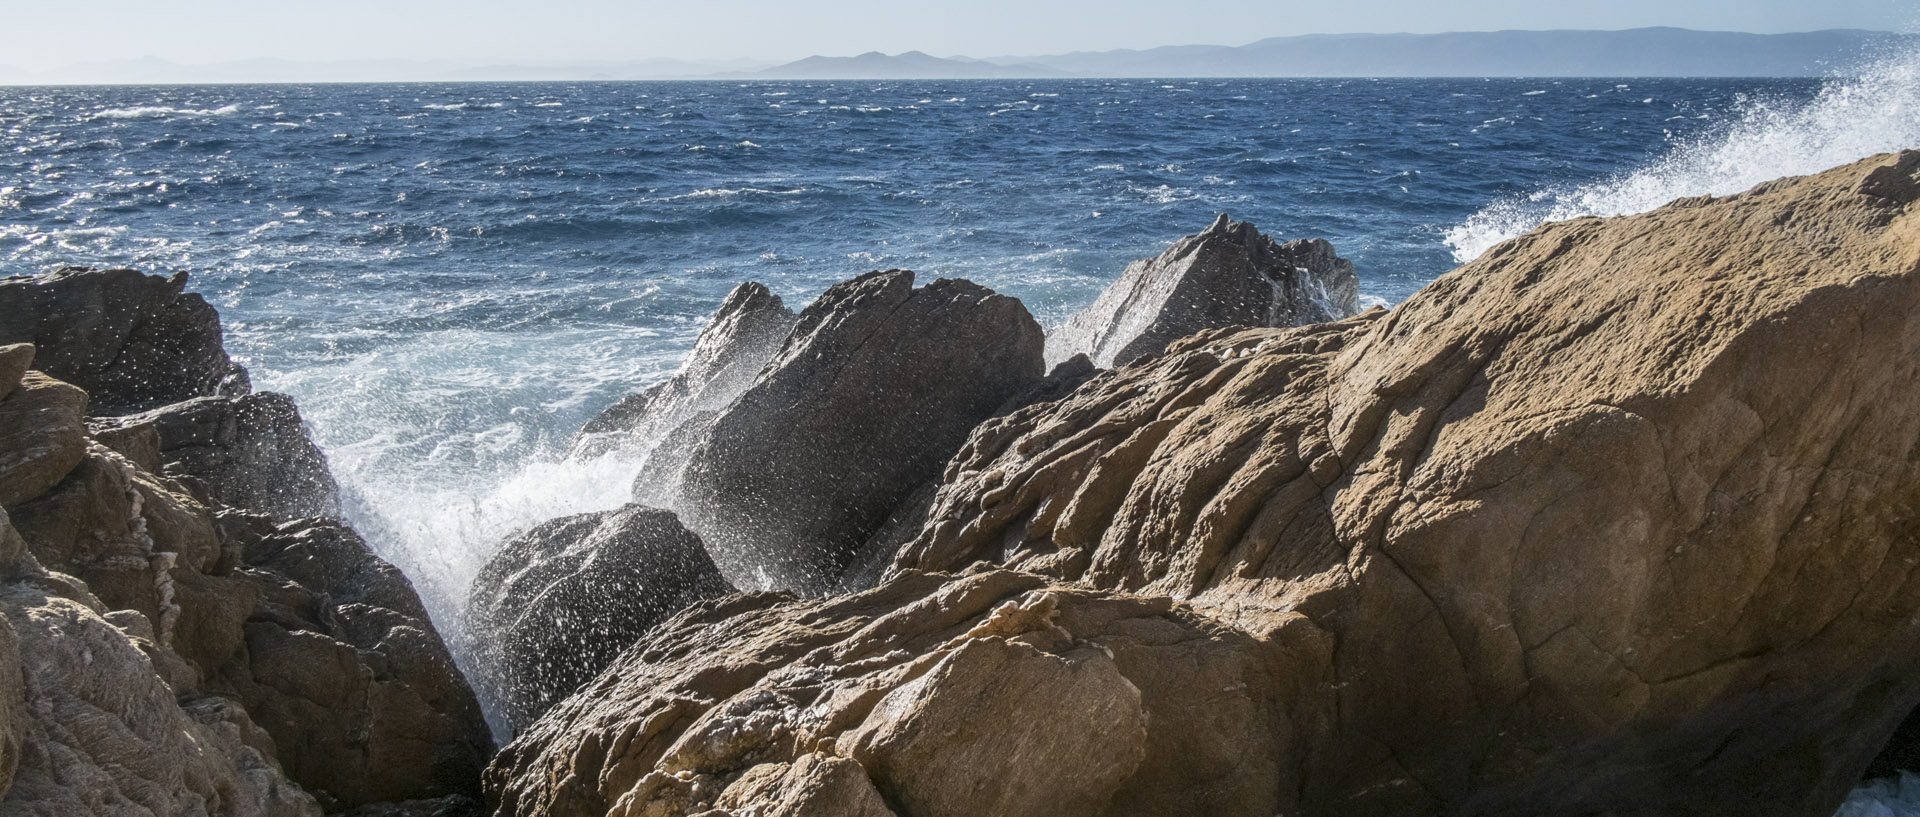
[1444,40,1920,263]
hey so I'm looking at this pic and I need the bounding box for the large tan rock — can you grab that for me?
[0,268,248,414]
[676,271,1045,591]
[888,151,1920,815]
[485,568,1288,817]
[0,373,88,509]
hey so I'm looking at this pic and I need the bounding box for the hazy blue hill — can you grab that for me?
[995,28,1910,77]
[754,51,1070,79]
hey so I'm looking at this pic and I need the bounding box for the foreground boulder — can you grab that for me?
[1048,215,1360,367]
[467,504,734,731]
[567,283,797,480]
[498,152,1920,817]
[0,368,88,509]
[487,569,1268,817]
[0,268,248,413]
[675,271,1044,591]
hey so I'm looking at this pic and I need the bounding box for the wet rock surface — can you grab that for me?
[111,392,341,521]
[467,504,734,732]
[1048,214,1360,367]
[676,270,1045,591]
[0,268,248,413]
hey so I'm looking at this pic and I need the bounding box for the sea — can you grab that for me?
[4,42,1920,808]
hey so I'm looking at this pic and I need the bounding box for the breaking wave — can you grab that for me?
[1444,42,1920,262]
[90,103,242,120]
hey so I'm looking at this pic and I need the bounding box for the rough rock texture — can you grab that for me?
[495,153,1920,817]
[0,346,31,403]
[486,568,1282,817]
[677,271,1045,591]
[568,283,797,472]
[895,151,1920,816]
[1048,215,1360,367]
[0,371,88,509]
[0,577,323,817]
[112,393,340,520]
[467,504,734,732]
[0,268,248,413]
[7,444,220,635]
[0,276,495,814]
[206,517,493,810]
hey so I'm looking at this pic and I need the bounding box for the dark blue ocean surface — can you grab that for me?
[4,74,1916,726]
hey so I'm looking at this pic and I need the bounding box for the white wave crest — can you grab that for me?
[90,103,241,120]
[1443,42,1920,263]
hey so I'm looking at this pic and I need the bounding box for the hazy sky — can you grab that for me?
[7,0,1915,67]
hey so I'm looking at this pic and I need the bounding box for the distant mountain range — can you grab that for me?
[3,28,1910,85]
[748,51,1069,79]
[980,27,1912,78]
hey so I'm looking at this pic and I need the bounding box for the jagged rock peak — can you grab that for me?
[676,269,1045,593]
[568,281,798,468]
[1048,214,1360,368]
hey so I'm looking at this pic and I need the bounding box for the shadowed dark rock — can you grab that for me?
[467,503,734,731]
[206,516,494,810]
[109,392,340,521]
[676,270,1044,592]
[0,268,248,413]
[1048,215,1359,367]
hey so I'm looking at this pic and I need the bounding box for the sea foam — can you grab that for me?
[1443,41,1920,262]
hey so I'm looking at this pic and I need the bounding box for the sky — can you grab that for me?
[5,0,1915,68]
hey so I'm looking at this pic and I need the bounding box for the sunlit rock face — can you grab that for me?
[494,152,1920,817]
[1047,214,1360,368]
[674,270,1045,593]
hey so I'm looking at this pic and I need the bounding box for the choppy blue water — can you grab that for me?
[5,58,1920,782]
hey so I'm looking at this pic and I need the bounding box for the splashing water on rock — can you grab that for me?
[1444,39,1920,262]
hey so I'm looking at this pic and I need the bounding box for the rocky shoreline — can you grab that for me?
[2,153,1919,816]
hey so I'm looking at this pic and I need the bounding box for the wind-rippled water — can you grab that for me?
[5,49,1920,786]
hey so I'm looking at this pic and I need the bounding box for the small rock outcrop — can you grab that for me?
[568,283,797,475]
[675,270,1045,591]
[109,392,340,520]
[0,268,248,413]
[1048,215,1360,367]
[467,504,734,731]
[493,153,1920,817]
